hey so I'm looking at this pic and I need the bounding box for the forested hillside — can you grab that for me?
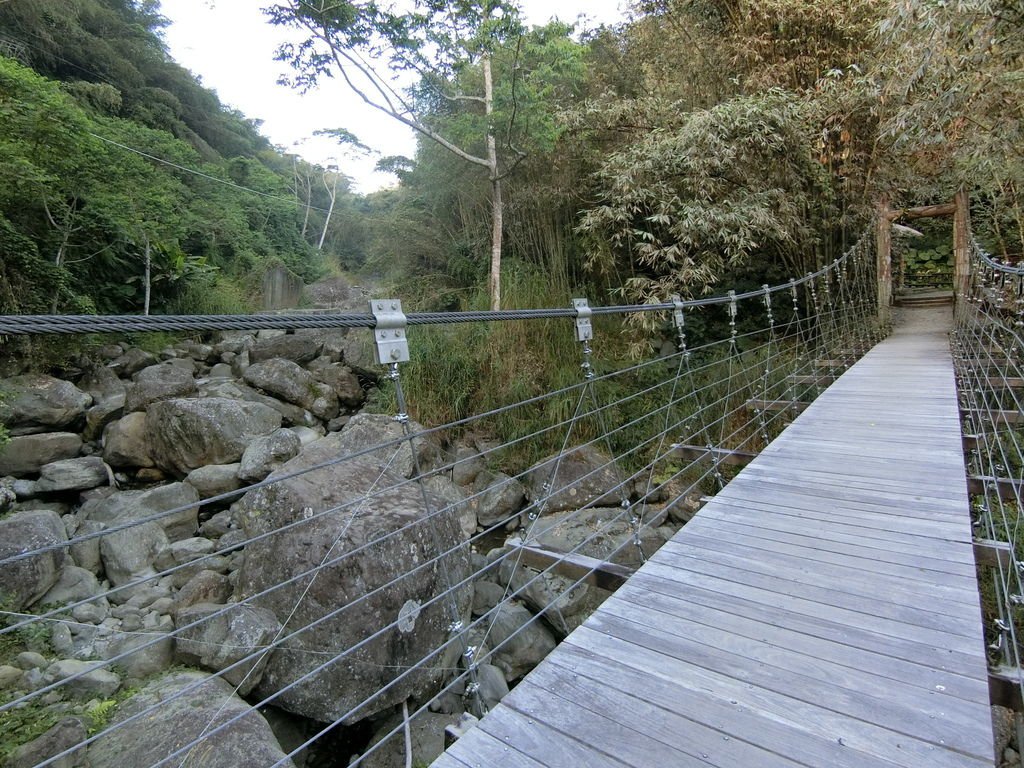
[1,0,1021,321]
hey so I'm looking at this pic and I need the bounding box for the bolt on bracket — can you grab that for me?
[573,298,593,342]
[670,294,686,331]
[369,299,410,364]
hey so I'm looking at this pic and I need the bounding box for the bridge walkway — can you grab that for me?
[433,307,994,768]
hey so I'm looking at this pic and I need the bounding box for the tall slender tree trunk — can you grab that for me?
[483,54,502,312]
[143,237,152,316]
[318,172,338,251]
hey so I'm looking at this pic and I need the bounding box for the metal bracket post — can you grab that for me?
[369,299,409,365]
[572,298,593,342]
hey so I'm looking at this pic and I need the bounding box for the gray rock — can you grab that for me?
[339,412,439,479]
[230,349,251,378]
[360,710,461,768]
[472,471,525,529]
[0,664,21,688]
[311,363,364,407]
[101,412,154,468]
[71,602,108,624]
[15,651,48,669]
[87,670,294,768]
[79,366,126,406]
[472,581,507,616]
[5,716,88,768]
[0,509,68,609]
[99,520,169,588]
[147,398,282,477]
[172,570,231,616]
[525,506,668,569]
[12,478,37,498]
[250,334,321,364]
[451,445,485,487]
[107,347,156,377]
[423,475,475,540]
[0,476,15,513]
[35,457,110,494]
[123,363,196,413]
[208,363,234,379]
[0,375,92,435]
[243,359,338,420]
[289,426,324,446]
[199,380,318,428]
[475,663,509,713]
[185,464,243,500]
[39,565,104,606]
[165,357,199,375]
[237,428,301,483]
[524,444,628,514]
[0,432,82,477]
[45,659,120,699]
[84,399,125,443]
[233,430,471,724]
[51,621,74,655]
[169,537,216,564]
[480,601,556,681]
[497,559,597,638]
[199,509,234,538]
[69,519,104,574]
[175,602,282,695]
[82,482,200,542]
[101,631,174,679]
[182,343,216,364]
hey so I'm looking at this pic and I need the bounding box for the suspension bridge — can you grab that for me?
[0,210,1020,768]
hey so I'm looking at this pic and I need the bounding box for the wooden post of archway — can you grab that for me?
[880,194,967,310]
[876,199,892,325]
[953,188,971,301]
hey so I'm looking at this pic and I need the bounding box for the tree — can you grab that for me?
[267,1,582,310]
[578,90,830,310]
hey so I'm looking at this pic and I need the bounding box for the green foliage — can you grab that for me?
[578,90,830,311]
[0,701,60,763]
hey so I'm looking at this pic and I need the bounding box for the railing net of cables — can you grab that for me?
[952,240,1024,710]
[0,236,881,768]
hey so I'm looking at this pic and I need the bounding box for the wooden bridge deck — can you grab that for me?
[433,308,994,768]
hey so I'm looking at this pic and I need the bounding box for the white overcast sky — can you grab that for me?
[159,0,629,192]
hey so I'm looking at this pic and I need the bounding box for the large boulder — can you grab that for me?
[523,445,628,514]
[34,457,111,494]
[471,471,525,529]
[102,412,154,468]
[311,363,365,408]
[237,428,301,483]
[146,398,282,476]
[0,509,68,609]
[106,347,156,377]
[198,380,317,428]
[175,602,282,695]
[81,482,201,542]
[98,520,169,589]
[88,670,294,768]
[185,464,243,500]
[338,413,439,479]
[5,716,88,768]
[525,505,669,569]
[479,601,556,681]
[243,359,338,420]
[123,363,196,413]
[79,367,127,441]
[0,432,82,477]
[249,334,321,364]
[0,375,92,435]
[232,430,471,724]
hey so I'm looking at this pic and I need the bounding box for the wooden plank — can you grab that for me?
[670,443,757,467]
[962,408,1022,425]
[990,667,1024,711]
[544,644,906,768]
[516,665,803,768]
[974,539,1013,569]
[967,475,1023,501]
[568,625,991,768]
[514,544,634,591]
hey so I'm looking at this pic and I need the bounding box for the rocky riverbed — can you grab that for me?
[0,327,696,767]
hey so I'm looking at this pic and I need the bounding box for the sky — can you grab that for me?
[159,0,629,192]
